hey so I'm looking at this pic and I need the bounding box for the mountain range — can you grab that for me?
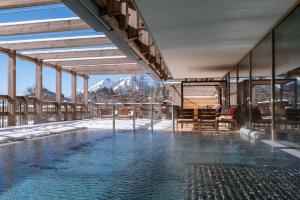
[88,75,150,93]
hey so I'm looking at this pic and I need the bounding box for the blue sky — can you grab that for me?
[0,3,154,97]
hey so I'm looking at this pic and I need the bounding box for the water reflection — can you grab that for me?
[0,130,299,199]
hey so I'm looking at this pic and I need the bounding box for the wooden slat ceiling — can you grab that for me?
[0,0,60,9]
[22,48,123,59]
[0,17,89,36]
[0,35,112,50]
[0,1,145,76]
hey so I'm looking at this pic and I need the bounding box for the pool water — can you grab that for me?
[0,130,299,200]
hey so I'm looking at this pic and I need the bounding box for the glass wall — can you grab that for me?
[251,34,272,132]
[229,67,237,106]
[273,5,300,143]
[237,54,250,127]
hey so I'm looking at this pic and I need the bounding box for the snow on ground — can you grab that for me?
[0,119,173,144]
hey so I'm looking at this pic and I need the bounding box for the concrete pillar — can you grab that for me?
[35,61,43,123]
[7,51,16,126]
[71,72,77,120]
[56,69,62,121]
[84,75,89,118]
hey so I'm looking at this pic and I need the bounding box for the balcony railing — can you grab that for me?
[0,95,174,128]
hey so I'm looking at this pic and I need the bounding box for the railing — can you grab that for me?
[0,96,8,128]
[0,95,175,128]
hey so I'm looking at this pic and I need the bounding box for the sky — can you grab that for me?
[0,3,153,97]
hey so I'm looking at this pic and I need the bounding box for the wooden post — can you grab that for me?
[151,104,154,132]
[23,97,28,125]
[71,72,77,120]
[8,51,16,126]
[271,30,276,142]
[35,61,43,123]
[56,69,62,121]
[84,75,89,118]
[112,105,115,133]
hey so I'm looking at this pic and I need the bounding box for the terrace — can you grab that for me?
[0,0,299,199]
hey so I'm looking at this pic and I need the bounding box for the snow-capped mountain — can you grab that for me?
[88,75,150,93]
[112,75,140,92]
[88,78,113,92]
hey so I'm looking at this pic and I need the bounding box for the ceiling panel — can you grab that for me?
[134,0,295,78]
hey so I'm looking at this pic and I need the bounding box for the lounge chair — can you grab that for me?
[216,107,237,131]
[100,108,113,119]
[118,107,130,119]
[176,108,195,130]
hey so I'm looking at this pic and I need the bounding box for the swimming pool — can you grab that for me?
[0,130,299,199]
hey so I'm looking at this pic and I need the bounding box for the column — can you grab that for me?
[71,72,77,120]
[7,51,16,126]
[35,61,43,123]
[249,52,252,129]
[56,69,62,121]
[83,75,89,118]
[271,30,276,142]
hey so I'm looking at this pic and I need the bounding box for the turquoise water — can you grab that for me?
[0,131,299,199]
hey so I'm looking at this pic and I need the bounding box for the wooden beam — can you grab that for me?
[63,63,139,70]
[23,48,123,60]
[7,51,16,126]
[46,57,132,66]
[71,65,144,75]
[56,69,62,121]
[0,17,90,36]
[36,61,43,123]
[0,35,112,51]
[0,0,60,9]
[71,72,77,120]
[72,65,142,72]
[83,76,89,118]
[87,68,144,75]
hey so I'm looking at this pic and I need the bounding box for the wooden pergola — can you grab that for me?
[0,0,149,126]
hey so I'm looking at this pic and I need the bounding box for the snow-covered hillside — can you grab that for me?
[88,78,113,92]
[89,75,150,93]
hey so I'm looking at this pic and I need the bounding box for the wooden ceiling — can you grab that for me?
[0,0,146,77]
[60,0,172,80]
